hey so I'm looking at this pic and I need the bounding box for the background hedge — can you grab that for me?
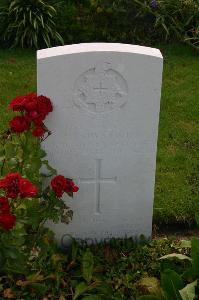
[0,0,198,49]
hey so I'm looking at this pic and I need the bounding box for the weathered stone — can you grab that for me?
[37,43,163,244]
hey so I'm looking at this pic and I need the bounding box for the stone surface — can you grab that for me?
[37,43,163,244]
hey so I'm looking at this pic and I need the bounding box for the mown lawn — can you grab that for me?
[154,44,199,225]
[0,44,198,225]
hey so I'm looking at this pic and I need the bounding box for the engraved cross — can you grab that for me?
[78,159,117,214]
[93,81,108,95]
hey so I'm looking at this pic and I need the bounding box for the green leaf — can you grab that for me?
[96,282,113,296]
[179,240,192,249]
[0,249,5,268]
[4,142,16,158]
[138,296,161,300]
[5,265,27,274]
[159,253,191,261]
[82,296,102,300]
[0,156,5,162]
[179,280,198,300]
[195,212,199,227]
[27,271,43,281]
[30,283,48,295]
[73,282,88,300]
[7,157,18,168]
[191,238,199,277]
[6,248,19,259]
[161,269,184,300]
[42,160,57,176]
[38,149,46,158]
[137,277,161,295]
[82,250,94,283]
[28,157,41,172]
[71,238,79,260]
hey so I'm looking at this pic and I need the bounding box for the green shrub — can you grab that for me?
[0,0,198,49]
[53,0,157,45]
[136,0,199,49]
[53,0,199,48]
[90,0,156,43]
[0,0,64,48]
[0,0,10,47]
[53,1,93,44]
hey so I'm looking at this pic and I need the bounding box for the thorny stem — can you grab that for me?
[31,192,54,249]
[41,127,51,142]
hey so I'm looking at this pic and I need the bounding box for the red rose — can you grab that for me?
[33,115,46,126]
[32,126,46,137]
[9,95,27,112]
[0,178,7,189]
[0,213,16,230]
[37,95,53,115]
[0,197,9,205]
[25,111,46,125]
[9,94,53,131]
[0,197,10,213]
[51,176,79,197]
[51,175,67,198]
[65,179,79,193]
[24,100,37,111]
[25,110,39,120]
[0,173,38,199]
[0,173,21,198]
[10,116,30,133]
[24,95,52,124]
[9,93,53,126]
[23,94,38,111]
[19,178,38,198]
[9,93,37,112]
[72,182,79,193]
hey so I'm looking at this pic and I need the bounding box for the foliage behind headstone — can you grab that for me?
[0,0,198,49]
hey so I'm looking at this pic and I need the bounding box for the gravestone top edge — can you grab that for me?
[37,43,163,60]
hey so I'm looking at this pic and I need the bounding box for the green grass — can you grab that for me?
[0,48,36,131]
[0,44,198,225]
[154,44,199,225]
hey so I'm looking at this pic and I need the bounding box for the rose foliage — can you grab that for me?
[0,93,78,280]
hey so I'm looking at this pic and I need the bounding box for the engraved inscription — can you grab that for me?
[51,129,154,158]
[74,62,128,113]
[78,159,117,214]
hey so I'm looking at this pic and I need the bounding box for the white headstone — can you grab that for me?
[37,43,163,244]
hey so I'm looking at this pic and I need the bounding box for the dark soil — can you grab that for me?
[153,223,199,239]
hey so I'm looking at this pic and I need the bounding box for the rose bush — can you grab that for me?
[0,92,78,276]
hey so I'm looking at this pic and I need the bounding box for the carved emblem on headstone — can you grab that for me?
[74,62,128,113]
